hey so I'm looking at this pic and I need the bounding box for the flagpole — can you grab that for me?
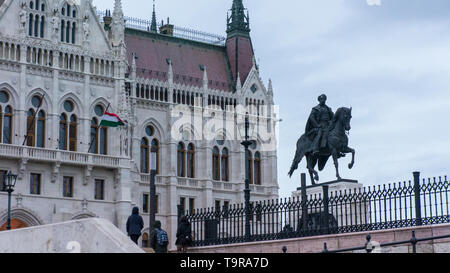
[22,93,46,146]
[87,103,111,154]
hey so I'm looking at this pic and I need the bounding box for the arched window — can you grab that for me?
[34,14,39,37]
[59,114,68,150]
[89,117,107,155]
[3,106,12,144]
[89,118,98,154]
[90,104,107,155]
[71,22,76,44]
[65,20,70,43]
[246,150,253,185]
[221,148,229,182]
[177,142,185,177]
[212,146,220,181]
[60,20,65,42]
[29,14,33,36]
[151,139,160,174]
[254,152,262,185]
[60,2,77,44]
[69,115,77,151]
[40,16,45,38]
[141,138,149,174]
[36,110,45,148]
[187,144,195,178]
[99,125,107,155]
[26,109,35,147]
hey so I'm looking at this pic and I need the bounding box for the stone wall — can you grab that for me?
[0,218,145,253]
[184,224,450,253]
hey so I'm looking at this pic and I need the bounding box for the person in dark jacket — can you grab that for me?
[175,216,192,253]
[150,220,168,253]
[126,207,144,245]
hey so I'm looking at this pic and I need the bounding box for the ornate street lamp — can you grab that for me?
[4,171,18,231]
[149,146,157,230]
[237,112,256,242]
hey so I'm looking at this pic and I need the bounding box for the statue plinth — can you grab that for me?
[293,179,362,198]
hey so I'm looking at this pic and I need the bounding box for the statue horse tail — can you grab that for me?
[288,134,311,178]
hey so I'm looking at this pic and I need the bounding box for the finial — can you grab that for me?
[150,0,158,32]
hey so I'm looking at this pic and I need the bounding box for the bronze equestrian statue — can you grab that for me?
[288,94,355,185]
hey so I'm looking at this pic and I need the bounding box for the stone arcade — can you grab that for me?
[0,0,279,248]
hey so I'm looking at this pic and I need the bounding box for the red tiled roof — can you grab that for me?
[125,31,234,92]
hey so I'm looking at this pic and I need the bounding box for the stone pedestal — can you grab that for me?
[292,179,362,198]
[292,179,366,229]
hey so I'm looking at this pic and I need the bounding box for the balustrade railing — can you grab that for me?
[0,143,124,168]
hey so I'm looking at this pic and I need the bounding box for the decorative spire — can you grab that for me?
[202,66,208,90]
[112,0,125,46]
[268,79,273,95]
[227,0,250,35]
[131,53,137,80]
[168,59,173,85]
[150,0,158,32]
[113,0,123,18]
[236,72,242,92]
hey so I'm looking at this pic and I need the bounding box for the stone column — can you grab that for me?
[114,164,133,234]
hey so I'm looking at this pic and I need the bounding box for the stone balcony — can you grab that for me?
[0,143,128,170]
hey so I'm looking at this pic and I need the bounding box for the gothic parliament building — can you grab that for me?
[0,0,279,247]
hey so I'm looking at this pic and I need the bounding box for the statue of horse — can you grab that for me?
[288,107,355,185]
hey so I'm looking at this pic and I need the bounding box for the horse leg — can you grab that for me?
[342,146,355,169]
[306,155,319,184]
[332,150,341,181]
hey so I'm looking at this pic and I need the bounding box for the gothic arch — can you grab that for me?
[179,123,202,142]
[71,211,97,220]
[89,97,111,116]
[139,117,165,142]
[26,88,53,110]
[0,207,44,228]
[59,92,84,114]
[0,83,19,106]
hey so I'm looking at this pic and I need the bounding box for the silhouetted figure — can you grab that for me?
[176,216,192,253]
[126,207,144,245]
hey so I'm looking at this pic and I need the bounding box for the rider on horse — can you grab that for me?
[306,94,334,155]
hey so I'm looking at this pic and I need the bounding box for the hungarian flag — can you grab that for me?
[100,112,125,128]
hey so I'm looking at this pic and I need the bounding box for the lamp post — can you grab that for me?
[238,112,254,242]
[4,171,18,231]
[149,146,157,230]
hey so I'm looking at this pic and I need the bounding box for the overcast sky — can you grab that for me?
[93,0,450,198]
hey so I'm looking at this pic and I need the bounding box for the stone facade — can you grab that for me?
[0,0,279,249]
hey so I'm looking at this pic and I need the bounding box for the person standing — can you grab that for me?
[150,221,169,253]
[175,216,192,253]
[126,207,144,245]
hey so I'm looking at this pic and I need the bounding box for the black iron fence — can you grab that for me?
[181,172,450,247]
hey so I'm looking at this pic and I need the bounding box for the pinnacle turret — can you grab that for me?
[113,0,123,18]
[150,0,158,32]
[227,0,250,35]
